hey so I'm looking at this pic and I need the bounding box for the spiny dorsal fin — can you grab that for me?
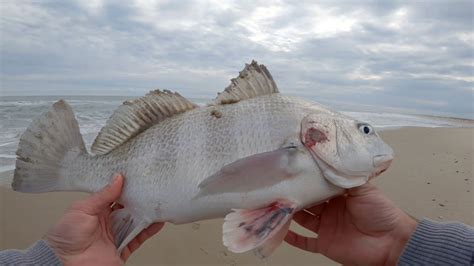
[91,90,197,155]
[215,60,279,105]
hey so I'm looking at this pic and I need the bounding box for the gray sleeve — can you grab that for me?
[398,219,474,265]
[0,240,62,265]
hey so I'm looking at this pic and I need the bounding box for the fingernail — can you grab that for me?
[112,174,121,182]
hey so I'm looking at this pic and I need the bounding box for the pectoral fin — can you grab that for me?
[196,146,302,197]
[222,199,297,254]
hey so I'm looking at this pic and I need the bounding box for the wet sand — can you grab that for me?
[1,127,472,265]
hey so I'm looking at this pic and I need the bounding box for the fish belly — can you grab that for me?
[160,167,344,224]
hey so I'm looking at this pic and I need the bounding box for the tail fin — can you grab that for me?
[12,100,87,193]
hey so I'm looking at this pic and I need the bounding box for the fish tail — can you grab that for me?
[12,100,88,193]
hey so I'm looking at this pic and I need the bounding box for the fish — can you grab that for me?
[12,61,394,258]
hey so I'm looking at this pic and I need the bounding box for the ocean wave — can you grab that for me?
[0,101,54,107]
[0,141,16,147]
[0,154,16,159]
[0,165,15,174]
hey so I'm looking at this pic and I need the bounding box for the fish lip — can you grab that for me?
[373,154,394,168]
[372,154,393,177]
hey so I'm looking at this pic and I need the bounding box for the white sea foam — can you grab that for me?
[0,165,15,172]
[0,142,16,147]
[0,101,53,106]
[0,154,16,159]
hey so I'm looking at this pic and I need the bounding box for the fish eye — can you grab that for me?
[358,124,374,135]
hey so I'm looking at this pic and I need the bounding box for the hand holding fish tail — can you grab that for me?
[285,183,418,266]
[45,174,164,265]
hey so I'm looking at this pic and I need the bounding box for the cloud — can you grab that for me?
[0,0,472,118]
[75,0,105,15]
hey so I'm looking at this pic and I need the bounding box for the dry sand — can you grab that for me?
[1,127,472,265]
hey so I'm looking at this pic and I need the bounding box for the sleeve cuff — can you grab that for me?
[0,240,62,265]
[398,219,474,265]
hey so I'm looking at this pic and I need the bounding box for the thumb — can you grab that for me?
[347,182,378,197]
[74,174,124,215]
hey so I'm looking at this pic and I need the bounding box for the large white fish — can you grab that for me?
[12,61,394,258]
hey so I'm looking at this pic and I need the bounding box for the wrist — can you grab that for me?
[45,237,120,266]
[45,248,123,266]
[386,214,418,265]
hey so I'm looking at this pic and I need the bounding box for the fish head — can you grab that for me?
[301,113,394,189]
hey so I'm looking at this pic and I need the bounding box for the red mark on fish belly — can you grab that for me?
[304,127,328,147]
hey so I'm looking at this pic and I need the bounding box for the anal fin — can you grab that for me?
[223,199,297,254]
[111,208,150,252]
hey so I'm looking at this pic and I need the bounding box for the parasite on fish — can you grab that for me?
[210,109,222,118]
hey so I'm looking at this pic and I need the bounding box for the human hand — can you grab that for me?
[285,183,418,266]
[45,174,164,265]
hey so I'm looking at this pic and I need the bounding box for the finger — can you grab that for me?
[111,203,124,211]
[122,239,139,261]
[293,211,321,233]
[284,230,319,253]
[348,182,377,197]
[304,203,325,216]
[73,174,124,215]
[120,234,142,261]
[292,204,325,233]
[121,223,165,261]
[142,223,165,237]
[133,223,165,247]
[121,246,132,261]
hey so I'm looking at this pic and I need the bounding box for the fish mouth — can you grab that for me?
[374,165,390,176]
[309,151,370,189]
[372,154,393,177]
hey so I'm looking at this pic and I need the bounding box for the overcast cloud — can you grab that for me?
[1,0,473,118]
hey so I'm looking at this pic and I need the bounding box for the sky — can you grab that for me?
[0,1,473,118]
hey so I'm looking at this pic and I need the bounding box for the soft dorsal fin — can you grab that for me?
[215,60,279,105]
[91,90,197,155]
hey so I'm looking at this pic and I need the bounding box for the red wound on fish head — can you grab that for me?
[304,127,328,148]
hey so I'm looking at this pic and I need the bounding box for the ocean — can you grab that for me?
[1,95,472,184]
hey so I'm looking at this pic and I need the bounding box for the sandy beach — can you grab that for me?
[1,127,472,265]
